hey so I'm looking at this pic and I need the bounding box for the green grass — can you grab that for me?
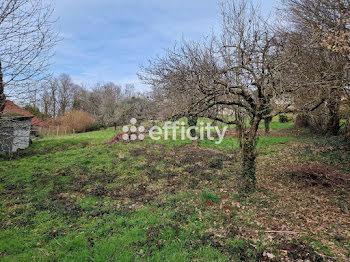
[258,137,296,148]
[198,136,296,152]
[265,121,294,130]
[201,191,220,204]
[0,129,241,261]
[199,137,239,151]
[0,123,347,261]
[141,119,295,152]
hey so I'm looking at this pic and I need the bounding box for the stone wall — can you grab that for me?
[0,116,33,153]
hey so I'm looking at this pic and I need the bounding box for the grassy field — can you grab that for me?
[0,120,349,261]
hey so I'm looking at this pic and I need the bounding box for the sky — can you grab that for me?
[51,0,278,91]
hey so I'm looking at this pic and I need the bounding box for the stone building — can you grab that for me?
[0,116,33,153]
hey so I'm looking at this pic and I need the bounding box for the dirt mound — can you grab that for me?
[277,240,332,261]
[285,162,350,188]
[108,132,128,144]
[108,131,142,144]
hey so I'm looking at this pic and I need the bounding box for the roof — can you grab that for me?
[1,116,33,121]
[3,100,47,127]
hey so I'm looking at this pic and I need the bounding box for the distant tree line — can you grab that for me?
[25,74,158,128]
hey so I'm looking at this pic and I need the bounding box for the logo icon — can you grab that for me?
[122,118,145,141]
[121,118,227,144]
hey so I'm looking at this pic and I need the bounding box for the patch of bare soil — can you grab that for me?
[176,144,233,164]
[264,127,305,138]
[285,162,350,189]
[127,183,156,203]
[251,141,350,260]
[277,240,333,261]
[108,131,129,144]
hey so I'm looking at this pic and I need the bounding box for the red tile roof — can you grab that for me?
[3,100,47,127]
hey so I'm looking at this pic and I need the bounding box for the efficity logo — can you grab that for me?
[123,118,228,144]
[122,118,146,141]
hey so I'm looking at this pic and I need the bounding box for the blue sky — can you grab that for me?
[52,0,278,91]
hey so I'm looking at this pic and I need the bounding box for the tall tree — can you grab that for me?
[98,82,121,126]
[47,78,58,118]
[57,74,74,116]
[0,0,57,116]
[141,0,323,192]
[281,0,350,135]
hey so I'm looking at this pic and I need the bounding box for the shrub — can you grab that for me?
[294,113,329,134]
[308,114,329,134]
[86,123,106,132]
[24,105,48,120]
[58,110,93,133]
[294,114,310,128]
[279,114,289,123]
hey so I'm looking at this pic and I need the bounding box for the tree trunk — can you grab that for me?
[241,135,257,192]
[188,116,198,137]
[0,61,5,117]
[236,123,243,148]
[239,118,260,192]
[264,117,272,134]
[326,87,341,136]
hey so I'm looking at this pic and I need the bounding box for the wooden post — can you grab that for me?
[56,126,59,136]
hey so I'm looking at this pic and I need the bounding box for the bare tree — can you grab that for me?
[0,0,58,116]
[116,96,157,125]
[71,84,89,110]
[281,0,350,135]
[144,65,205,135]
[38,74,79,117]
[69,82,124,126]
[282,0,350,57]
[57,74,74,116]
[98,82,121,126]
[45,78,58,118]
[141,0,323,192]
[41,89,51,116]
